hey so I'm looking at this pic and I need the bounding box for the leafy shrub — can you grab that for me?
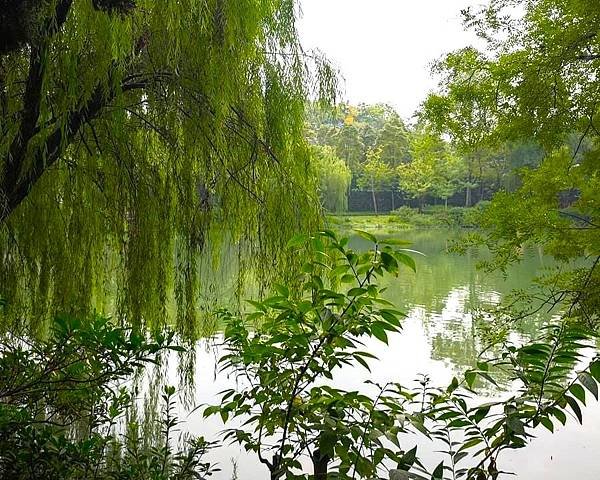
[204,230,600,480]
[0,315,217,480]
[205,230,418,479]
[390,205,488,228]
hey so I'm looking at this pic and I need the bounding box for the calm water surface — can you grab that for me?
[182,229,600,479]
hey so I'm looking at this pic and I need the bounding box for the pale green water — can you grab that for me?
[350,229,552,370]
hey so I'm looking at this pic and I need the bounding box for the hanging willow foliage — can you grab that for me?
[0,0,338,337]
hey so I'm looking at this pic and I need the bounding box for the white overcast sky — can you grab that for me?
[298,0,481,120]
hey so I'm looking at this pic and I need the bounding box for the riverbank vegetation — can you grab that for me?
[328,205,487,233]
[2,0,600,479]
[306,103,544,214]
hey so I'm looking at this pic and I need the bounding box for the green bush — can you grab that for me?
[0,315,217,480]
[390,205,488,228]
[205,230,416,480]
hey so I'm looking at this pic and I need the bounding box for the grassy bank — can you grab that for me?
[327,205,486,233]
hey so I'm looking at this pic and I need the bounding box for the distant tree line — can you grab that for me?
[306,102,544,213]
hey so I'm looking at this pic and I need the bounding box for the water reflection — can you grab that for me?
[349,229,553,372]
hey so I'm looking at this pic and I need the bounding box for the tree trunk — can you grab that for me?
[312,448,330,480]
[465,185,472,208]
[478,155,484,201]
[0,66,158,223]
[445,197,448,210]
[391,189,395,211]
[371,177,378,215]
[270,456,283,480]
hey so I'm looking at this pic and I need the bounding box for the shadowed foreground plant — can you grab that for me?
[0,314,218,480]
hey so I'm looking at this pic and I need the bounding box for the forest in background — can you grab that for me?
[307,102,545,213]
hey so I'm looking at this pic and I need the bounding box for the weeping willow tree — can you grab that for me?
[310,145,351,213]
[0,0,337,337]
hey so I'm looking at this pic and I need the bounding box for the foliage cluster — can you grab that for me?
[206,230,415,479]
[0,314,216,479]
[392,205,488,230]
[0,0,336,336]
[310,146,352,213]
[423,0,600,331]
[306,103,543,213]
[204,231,600,480]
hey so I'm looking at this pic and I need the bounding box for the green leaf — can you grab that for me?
[520,343,552,355]
[246,299,266,312]
[507,416,525,436]
[398,248,426,256]
[168,345,187,353]
[569,384,586,405]
[477,361,489,372]
[220,409,229,423]
[447,376,459,394]
[331,264,350,276]
[367,449,380,466]
[550,407,567,425]
[347,287,367,297]
[203,406,220,417]
[431,461,444,480]
[286,234,307,249]
[354,355,371,371]
[273,283,289,298]
[380,309,402,327]
[565,395,583,424]
[453,451,468,464]
[590,361,600,382]
[340,274,355,283]
[465,370,476,389]
[578,371,599,400]
[318,229,337,240]
[477,371,499,387]
[380,251,399,272]
[318,431,337,456]
[354,229,377,244]
[540,417,554,433]
[379,238,412,246]
[473,405,491,424]
[397,445,418,470]
[371,323,389,344]
[396,252,416,272]
[458,437,482,452]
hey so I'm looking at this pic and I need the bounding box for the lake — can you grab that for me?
[179,229,600,479]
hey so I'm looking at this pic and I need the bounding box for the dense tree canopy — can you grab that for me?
[0,0,336,335]
[398,127,462,210]
[427,0,600,326]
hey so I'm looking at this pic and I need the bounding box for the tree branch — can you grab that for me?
[1,75,158,222]
[6,44,46,173]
